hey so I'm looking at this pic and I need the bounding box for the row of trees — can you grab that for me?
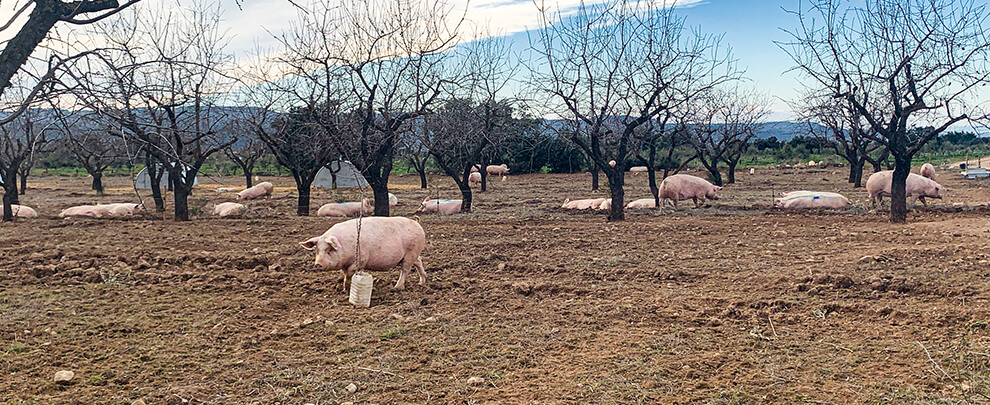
[2,0,989,223]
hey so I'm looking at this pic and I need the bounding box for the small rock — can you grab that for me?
[858,255,875,264]
[299,318,314,328]
[53,370,74,384]
[423,317,436,323]
[806,288,820,297]
[390,313,405,321]
[345,383,358,393]
[131,400,147,405]
[467,376,485,386]
[497,263,506,271]
[512,282,532,296]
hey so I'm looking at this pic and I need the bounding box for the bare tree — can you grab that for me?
[716,90,770,184]
[0,107,54,221]
[400,135,431,189]
[532,0,740,220]
[781,0,990,222]
[52,110,120,195]
[277,0,463,216]
[222,122,266,188]
[797,92,883,187]
[68,2,237,221]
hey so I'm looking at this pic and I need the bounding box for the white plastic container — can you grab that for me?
[349,272,373,308]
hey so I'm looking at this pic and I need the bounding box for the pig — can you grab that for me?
[596,198,612,211]
[59,205,112,218]
[300,216,427,291]
[486,164,509,176]
[317,199,373,217]
[625,198,659,209]
[920,163,936,180]
[101,203,144,217]
[608,160,617,168]
[237,181,274,200]
[866,170,943,207]
[388,193,398,206]
[213,202,246,217]
[774,191,849,209]
[418,197,462,214]
[561,198,606,210]
[470,164,481,173]
[658,174,721,209]
[10,204,38,218]
[469,172,482,184]
[629,166,648,173]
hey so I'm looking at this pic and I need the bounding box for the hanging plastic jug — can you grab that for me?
[349,272,373,308]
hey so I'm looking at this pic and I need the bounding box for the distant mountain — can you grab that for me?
[754,121,826,142]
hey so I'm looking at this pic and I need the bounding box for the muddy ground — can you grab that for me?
[2,164,990,404]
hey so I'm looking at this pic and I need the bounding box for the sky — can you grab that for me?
[1,0,806,119]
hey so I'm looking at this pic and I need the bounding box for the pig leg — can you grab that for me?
[395,260,411,290]
[692,197,700,208]
[918,196,927,207]
[343,265,358,292]
[414,257,427,286]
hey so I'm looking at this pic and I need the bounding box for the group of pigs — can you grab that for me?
[468,164,510,185]
[560,164,944,212]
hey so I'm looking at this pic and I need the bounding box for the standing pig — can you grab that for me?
[920,163,936,180]
[469,172,482,185]
[418,197,462,214]
[561,198,606,210]
[774,191,849,209]
[237,182,274,200]
[866,170,943,207]
[11,204,38,218]
[213,202,247,217]
[625,198,658,209]
[317,199,373,217]
[300,216,427,291]
[486,164,509,176]
[658,174,721,209]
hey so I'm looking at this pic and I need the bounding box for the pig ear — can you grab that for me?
[299,237,320,250]
[324,235,341,251]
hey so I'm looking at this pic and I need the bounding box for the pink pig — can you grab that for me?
[59,205,112,218]
[469,172,482,184]
[920,163,936,180]
[237,182,274,200]
[486,164,509,176]
[561,198,606,210]
[300,216,427,291]
[213,202,247,217]
[101,203,144,217]
[317,199,373,217]
[625,198,659,209]
[418,197,462,214]
[658,174,721,209]
[774,191,849,209]
[866,170,943,207]
[11,204,38,218]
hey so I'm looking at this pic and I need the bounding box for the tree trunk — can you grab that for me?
[648,143,660,208]
[606,168,624,221]
[8,172,18,205]
[296,181,312,216]
[92,171,104,195]
[848,159,864,188]
[458,179,472,213]
[173,184,189,221]
[370,180,390,217]
[418,168,428,189]
[725,160,738,184]
[889,156,911,223]
[18,168,27,195]
[2,184,14,222]
[243,167,253,188]
[480,158,489,192]
[591,163,600,191]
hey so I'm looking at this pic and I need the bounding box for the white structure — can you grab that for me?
[314,161,368,189]
[134,164,198,189]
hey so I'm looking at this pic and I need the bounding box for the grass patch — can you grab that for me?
[8,343,27,354]
[379,327,408,341]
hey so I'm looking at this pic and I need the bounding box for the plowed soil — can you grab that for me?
[2,165,990,404]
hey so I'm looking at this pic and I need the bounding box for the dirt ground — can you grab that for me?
[2,164,990,404]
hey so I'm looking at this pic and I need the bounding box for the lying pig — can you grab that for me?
[920,163,936,180]
[213,202,246,217]
[237,182,274,200]
[101,203,144,217]
[300,216,427,291]
[658,174,721,209]
[774,191,849,209]
[486,164,509,176]
[629,166,648,173]
[317,199,373,217]
[469,172,482,184]
[11,204,38,218]
[59,205,111,218]
[596,198,612,211]
[625,198,659,209]
[418,197,462,214]
[561,198,606,210]
[866,170,943,207]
